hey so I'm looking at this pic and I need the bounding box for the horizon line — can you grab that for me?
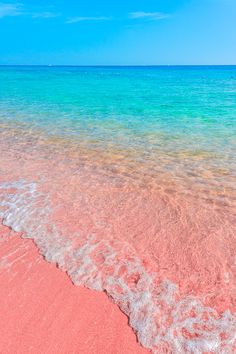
[0,64,236,67]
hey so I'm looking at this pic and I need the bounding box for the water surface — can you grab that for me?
[0,66,236,353]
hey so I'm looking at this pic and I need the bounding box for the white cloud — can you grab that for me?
[66,16,111,24]
[32,12,60,19]
[0,2,22,18]
[129,11,169,20]
[0,2,59,19]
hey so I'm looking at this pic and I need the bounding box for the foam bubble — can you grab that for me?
[0,180,236,353]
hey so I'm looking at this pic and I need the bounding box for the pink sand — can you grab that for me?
[0,225,148,354]
[1,128,236,352]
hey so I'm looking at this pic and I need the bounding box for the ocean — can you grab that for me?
[0,66,236,353]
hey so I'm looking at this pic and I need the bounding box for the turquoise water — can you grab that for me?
[0,66,236,145]
[0,66,236,194]
[1,67,236,353]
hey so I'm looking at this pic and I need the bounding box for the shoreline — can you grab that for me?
[0,224,149,354]
[1,124,236,352]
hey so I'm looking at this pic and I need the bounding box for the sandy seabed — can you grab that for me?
[0,127,236,353]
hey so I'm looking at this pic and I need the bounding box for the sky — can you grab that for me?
[0,0,236,65]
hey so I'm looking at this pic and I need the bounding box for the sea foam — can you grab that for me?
[0,180,236,353]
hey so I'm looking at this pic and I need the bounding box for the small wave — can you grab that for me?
[0,180,236,353]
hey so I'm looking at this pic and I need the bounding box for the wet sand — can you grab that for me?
[0,225,149,354]
[1,127,236,353]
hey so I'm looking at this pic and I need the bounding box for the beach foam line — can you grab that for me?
[0,224,148,354]
[1,180,236,353]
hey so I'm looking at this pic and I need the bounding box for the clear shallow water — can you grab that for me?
[1,66,236,146]
[0,66,236,353]
[0,66,236,200]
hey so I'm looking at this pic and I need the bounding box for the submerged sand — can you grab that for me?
[0,127,236,353]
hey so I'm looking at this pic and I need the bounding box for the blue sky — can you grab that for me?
[0,0,236,65]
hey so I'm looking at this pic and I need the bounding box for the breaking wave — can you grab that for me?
[0,180,236,353]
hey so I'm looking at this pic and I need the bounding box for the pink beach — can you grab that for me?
[0,225,148,354]
[1,126,236,353]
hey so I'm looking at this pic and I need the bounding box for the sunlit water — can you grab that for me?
[0,66,236,353]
